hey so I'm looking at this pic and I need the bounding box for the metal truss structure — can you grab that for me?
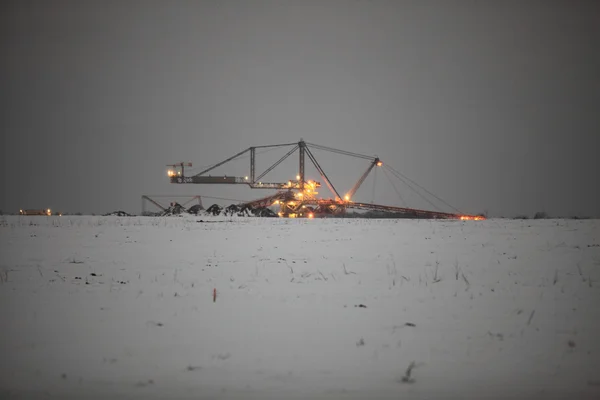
[165,140,484,220]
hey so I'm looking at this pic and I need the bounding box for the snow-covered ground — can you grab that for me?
[1,216,599,399]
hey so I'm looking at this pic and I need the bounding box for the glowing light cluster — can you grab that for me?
[460,215,485,221]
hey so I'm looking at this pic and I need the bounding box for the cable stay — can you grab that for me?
[383,165,443,212]
[164,138,483,220]
[186,146,285,176]
[384,164,462,214]
[304,146,342,201]
[306,142,376,161]
[193,145,294,177]
[254,145,299,183]
[382,167,407,207]
[200,195,250,203]
[252,142,300,149]
[193,147,250,177]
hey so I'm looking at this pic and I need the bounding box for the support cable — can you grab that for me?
[382,167,407,207]
[201,195,250,203]
[190,146,291,176]
[384,164,462,214]
[306,142,376,161]
[384,165,442,212]
[255,145,299,182]
[252,142,300,149]
[304,146,343,201]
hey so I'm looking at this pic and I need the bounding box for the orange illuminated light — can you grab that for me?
[460,215,485,221]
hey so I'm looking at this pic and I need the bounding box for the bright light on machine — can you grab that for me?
[460,215,484,221]
[344,195,350,201]
[296,175,300,180]
[287,181,292,186]
[245,176,249,180]
[377,161,383,167]
[308,213,314,218]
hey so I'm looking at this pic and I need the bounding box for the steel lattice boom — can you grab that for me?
[165,139,484,220]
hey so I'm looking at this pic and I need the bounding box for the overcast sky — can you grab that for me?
[1,0,599,217]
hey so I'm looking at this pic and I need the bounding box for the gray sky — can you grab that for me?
[1,0,599,217]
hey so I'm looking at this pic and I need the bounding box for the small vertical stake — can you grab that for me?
[213,288,217,303]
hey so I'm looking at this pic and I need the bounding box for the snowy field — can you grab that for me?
[1,215,599,399]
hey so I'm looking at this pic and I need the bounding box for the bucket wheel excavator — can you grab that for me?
[166,139,484,220]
